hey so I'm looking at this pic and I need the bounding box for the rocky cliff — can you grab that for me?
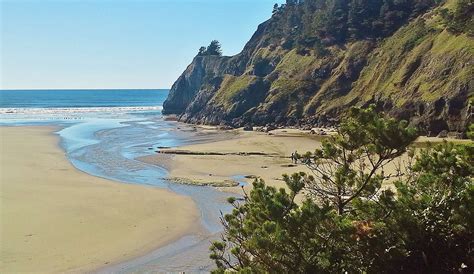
[163,0,473,136]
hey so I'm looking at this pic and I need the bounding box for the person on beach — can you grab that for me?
[291,150,298,164]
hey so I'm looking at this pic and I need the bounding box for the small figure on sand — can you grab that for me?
[291,150,298,164]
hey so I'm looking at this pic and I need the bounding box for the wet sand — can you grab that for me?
[0,126,199,273]
[139,129,322,196]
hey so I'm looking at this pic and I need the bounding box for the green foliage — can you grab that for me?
[212,75,256,106]
[302,105,418,214]
[269,0,439,46]
[468,123,474,140]
[272,3,279,15]
[210,106,474,272]
[197,40,223,56]
[374,142,474,272]
[207,40,223,56]
[210,177,362,273]
[198,46,207,55]
[440,0,474,35]
[350,7,473,108]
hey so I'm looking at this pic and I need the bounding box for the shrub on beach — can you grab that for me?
[210,106,474,273]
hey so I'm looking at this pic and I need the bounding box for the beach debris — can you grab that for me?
[157,149,280,157]
[265,124,277,132]
[447,131,465,139]
[243,125,253,131]
[164,177,239,187]
[310,129,328,135]
[163,115,179,121]
[218,125,234,130]
[437,130,448,138]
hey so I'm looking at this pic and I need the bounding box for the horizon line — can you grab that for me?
[0,88,171,91]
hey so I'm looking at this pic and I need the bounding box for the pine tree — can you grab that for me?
[210,106,473,272]
[197,46,207,56]
[207,40,222,56]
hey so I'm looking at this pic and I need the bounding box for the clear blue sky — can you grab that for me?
[1,0,285,89]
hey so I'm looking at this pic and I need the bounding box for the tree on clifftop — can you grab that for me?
[198,46,207,56]
[197,40,223,56]
[207,40,222,56]
[272,3,279,14]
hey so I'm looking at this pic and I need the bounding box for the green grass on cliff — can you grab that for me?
[270,77,308,93]
[266,77,310,104]
[254,47,276,60]
[345,3,473,108]
[274,49,318,77]
[212,75,257,106]
[353,19,433,99]
[420,31,473,101]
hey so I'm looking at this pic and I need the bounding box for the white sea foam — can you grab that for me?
[0,106,163,115]
[0,106,164,122]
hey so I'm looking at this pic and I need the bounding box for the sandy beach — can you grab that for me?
[0,126,199,273]
[139,126,472,198]
[139,128,323,196]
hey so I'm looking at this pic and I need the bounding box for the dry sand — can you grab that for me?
[0,126,199,273]
[139,129,323,196]
[139,127,471,198]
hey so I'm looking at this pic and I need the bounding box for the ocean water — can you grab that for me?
[0,89,166,122]
[0,89,167,108]
[0,89,235,272]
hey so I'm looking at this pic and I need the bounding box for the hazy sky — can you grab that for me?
[1,0,285,89]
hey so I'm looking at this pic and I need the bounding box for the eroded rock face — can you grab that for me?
[163,3,473,135]
[162,55,230,115]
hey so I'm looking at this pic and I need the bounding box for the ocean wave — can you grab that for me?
[0,106,163,115]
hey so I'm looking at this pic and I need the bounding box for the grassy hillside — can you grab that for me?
[164,0,473,135]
